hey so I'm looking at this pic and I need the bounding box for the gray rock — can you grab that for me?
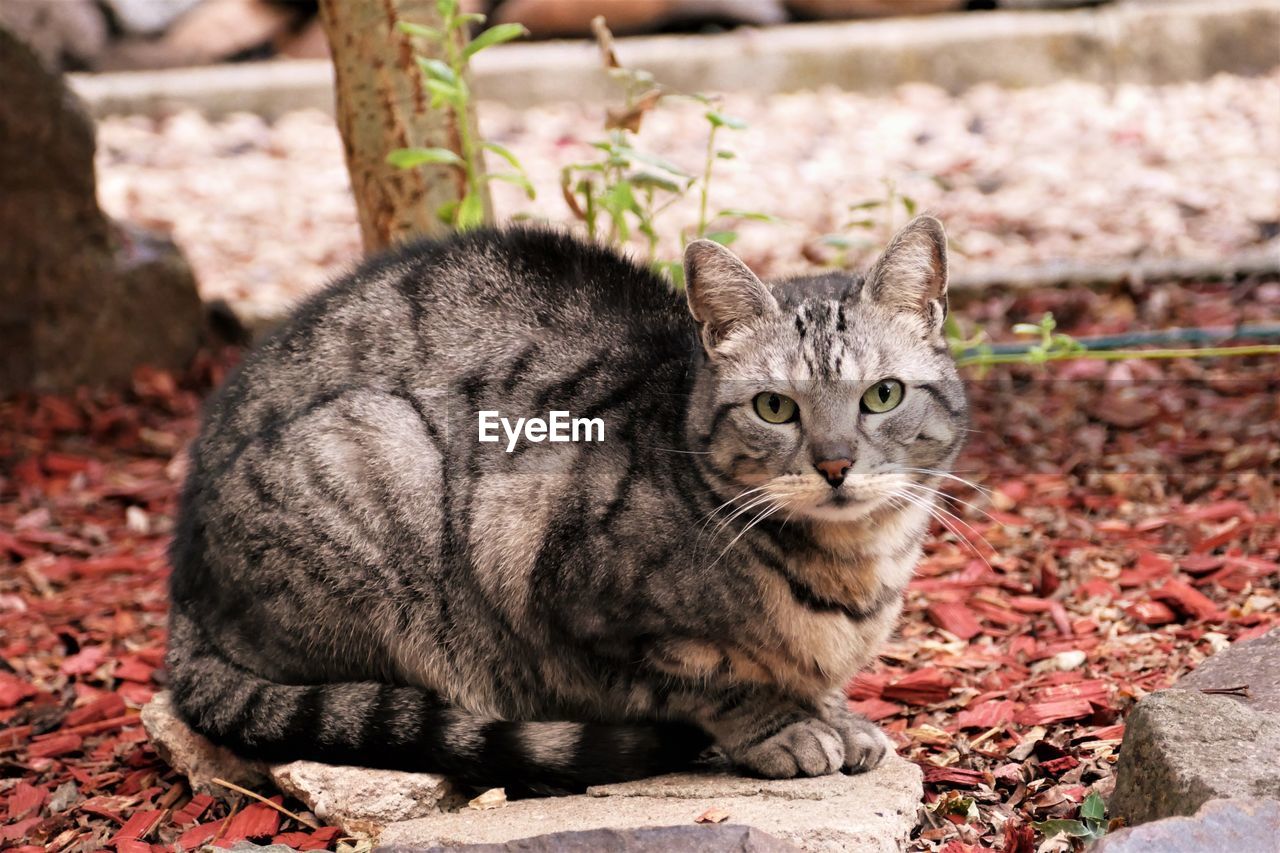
[376,824,801,852]
[102,0,205,36]
[378,753,923,852]
[271,760,467,837]
[1110,628,1280,826]
[1091,798,1280,853]
[0,24,202,393]
[141,692,270,794]
[1178,627,1280,713]
[143,692,465,835]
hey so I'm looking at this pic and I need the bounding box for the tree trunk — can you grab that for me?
[317,0,489,252]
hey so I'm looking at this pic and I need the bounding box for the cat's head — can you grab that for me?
[685,215,968,524]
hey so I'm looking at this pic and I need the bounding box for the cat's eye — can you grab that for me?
[753,392,799,424]
[861,379,904,414]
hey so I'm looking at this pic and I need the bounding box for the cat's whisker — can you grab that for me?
[896,467,992,497]
[698,486,768,531]
[893,489,995,572]
[900,482,999,525]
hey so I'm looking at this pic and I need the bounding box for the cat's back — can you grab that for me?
[191,228,693,474]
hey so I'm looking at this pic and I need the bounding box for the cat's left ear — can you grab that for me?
[865,215,949,337]
[684,239,778,354]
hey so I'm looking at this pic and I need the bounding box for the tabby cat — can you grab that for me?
[167,215,968,792]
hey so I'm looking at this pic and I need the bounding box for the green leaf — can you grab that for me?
[716,208,781,223]
[462,23,528,60]
[484,172,536,199]
[1081,792,1107,823]
[435,0,458,18]
[436,199,458,224]
[1033,819,1092,839]
[704,231,739,246]
[425,78,465,109]
[849,199,884,211]
[457,190,485,230]
[821,234,854,249]
[614,145,689,178]
[715,150,737,160]
[843,217,878,230]
[386,147,465,168]
[398,22,442,40]
[482,141,524,171]
[901,195,918,216]
[629,171,683,193]
[416,57,457,84]
[458,12,487,25]
[705,110,748,130]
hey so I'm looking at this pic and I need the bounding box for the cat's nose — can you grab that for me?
[815,458,853,487]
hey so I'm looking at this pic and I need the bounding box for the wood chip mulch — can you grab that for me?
[1,277,1277,851]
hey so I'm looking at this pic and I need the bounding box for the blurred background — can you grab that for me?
[1,2,1278,851]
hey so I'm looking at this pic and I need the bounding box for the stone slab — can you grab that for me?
[376,824,802,852]
[1091,798,1280,853]
[271,760,466,837]
[377,754,923,853]
[70,0,1280,117]
[143,692,463,836]
[1110,628,1280,826]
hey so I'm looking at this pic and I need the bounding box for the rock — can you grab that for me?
[786,0,964,20]
[0,0,107,69]
[99,0,303,70]
[1178,626,1280,713]
[1110,628,1280,826]
[376,824,802,852]
[102,0,205,36]
[1091,798,1280,853]
[378,753,922,852]
[143,692,466,835]
[141,692,270,794]
[271,760,467,837]
[493,0,786,38]
[0,25,203,392]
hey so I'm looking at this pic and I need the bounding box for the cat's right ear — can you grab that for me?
[684,240,778,355]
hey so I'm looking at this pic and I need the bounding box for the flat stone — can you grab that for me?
[271,760,467,837]
[141,692,270,795]
[1092,798,1280,853]
[376,824,801,852]
[143,692,466,835]
[1110,628,1280,826]
[378,753,922,852]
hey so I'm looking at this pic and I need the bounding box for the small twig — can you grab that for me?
[211,777,321,829]
[1199,685,1250,698]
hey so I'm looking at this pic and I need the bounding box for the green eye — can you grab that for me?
[861,379,904,414]
[753,392,799,424]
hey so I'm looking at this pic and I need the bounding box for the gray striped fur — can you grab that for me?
[167,217,967,791]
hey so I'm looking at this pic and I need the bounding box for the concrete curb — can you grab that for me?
[70,0,1280,118]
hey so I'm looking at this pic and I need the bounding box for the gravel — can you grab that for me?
[95,69,1280,313]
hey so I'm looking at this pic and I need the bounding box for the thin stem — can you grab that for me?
[956,344,1280,369]
[696,123,719,239]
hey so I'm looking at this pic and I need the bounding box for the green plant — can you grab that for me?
[559,18,777,285]
[1034,791,1110,844]
[388,0,534,230]
[819,178,919,268]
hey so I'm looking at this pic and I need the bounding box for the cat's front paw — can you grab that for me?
[830,713,893,774]
[733,718,844,778]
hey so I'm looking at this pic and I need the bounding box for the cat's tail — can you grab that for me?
[165,611,709,793]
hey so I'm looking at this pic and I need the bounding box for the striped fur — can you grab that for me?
[167,219,967,791]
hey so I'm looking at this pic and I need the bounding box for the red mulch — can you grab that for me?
[1,277,1277,851]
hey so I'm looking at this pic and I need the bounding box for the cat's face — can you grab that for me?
[685,216,968,524]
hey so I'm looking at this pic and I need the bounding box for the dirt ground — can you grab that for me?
[95,70,1280,314]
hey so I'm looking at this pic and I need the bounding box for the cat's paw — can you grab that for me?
[830,714,893,774]
[734,718,844,778]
